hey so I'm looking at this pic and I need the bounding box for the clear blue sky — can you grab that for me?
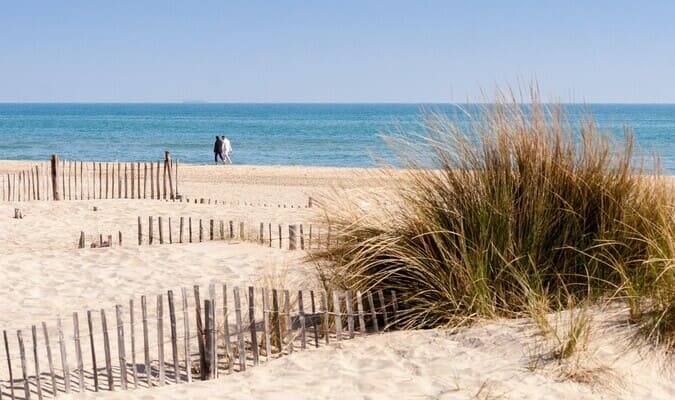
[1,0,674,103]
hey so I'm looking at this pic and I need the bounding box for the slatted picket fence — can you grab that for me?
[0,163,51,202]
[175,196,314,209]
[0,284,397,399]
[1,152,179,202]
[77,217,332,250]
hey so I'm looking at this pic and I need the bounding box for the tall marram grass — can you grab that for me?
[312,89,674,350]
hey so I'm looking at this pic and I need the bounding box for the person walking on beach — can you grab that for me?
[214,135,224,164]
[221,135,233,164]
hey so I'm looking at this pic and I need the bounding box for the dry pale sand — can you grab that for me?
[0,161,673,400]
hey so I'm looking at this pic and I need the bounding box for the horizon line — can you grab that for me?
[2,101,675,105]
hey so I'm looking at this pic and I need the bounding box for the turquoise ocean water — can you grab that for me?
[0,104,672,172]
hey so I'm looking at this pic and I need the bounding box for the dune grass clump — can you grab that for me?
[312,89,675,350]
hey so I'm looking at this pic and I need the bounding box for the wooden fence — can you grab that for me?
[0,163,51,202]
[177,196,314,209]
[1,152,178,202]
[78,218,330,250]
[0,284,397,399]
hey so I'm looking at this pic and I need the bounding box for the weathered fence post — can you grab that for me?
[215,286,230,374]
[50,154,60,200]
[193,286,207,379]
[248,287,260,365]
[31,327,44,398]
[156,295,165,386]
[141,296,151,387]
[233,287,246,371]
[149,216,154,245]
[289,225,297,250]
[86,311,99,392]
[116,305,128,390]
[17,330,30,400]
[165,151,174,200]
[129,299,138,388]
[3,330,16,399]
[179,217,184,243]
[42,322,57,396]
[57,317,71,393]
[167,291,180,384]
[181,288,192,382]
[73,312,85,392]
[204,300,213,379]
[100,309,113,390]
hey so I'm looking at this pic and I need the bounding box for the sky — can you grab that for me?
[1,0,674,103]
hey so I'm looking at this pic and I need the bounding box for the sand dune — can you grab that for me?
[1,161,673,399]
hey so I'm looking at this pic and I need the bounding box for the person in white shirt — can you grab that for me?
[221,135,233,164]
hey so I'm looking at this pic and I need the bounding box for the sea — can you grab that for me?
[0,104,673,172]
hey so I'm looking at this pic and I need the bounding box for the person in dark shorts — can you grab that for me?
[213,136,224,164]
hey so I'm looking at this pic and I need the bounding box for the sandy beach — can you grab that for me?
[0,161,673,400]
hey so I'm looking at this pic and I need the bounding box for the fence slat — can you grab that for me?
[143,163,148,199]
[159,217,164,244]
[222,285,233,374]
[156,161,160,200]
[193,286,206,379]
[233,287,246,371]
[310,291,319,348]
[17,330,30,400]
[248,287,259,365]
[86,311,99,392]
[137,217,142,246]
[57,317,71,393]
[116,305,128,390]
[356,291,366,335]
[129,300,138,389]
[141,296,151,387]
[345,291,355,339]
[333,291,342,341]
[262,288,272,361]
[298,290,306,350]
[378,290,389,330]
[4,330,16,400]
[391,290,399,323]
[100,309,113,390]
[130,163,135,199]
[208,284,217,379]
[111,162,115,199]
[204,300,215,379]
[322,291,330,344]
[106,163,110,199]
[41,322,57,397]
[284,290,293,354]
[167,291,180,384]
[272,289,282,353]
[181,288,192,382]
[73,312,85,392]
[31,326,43,400]
[149,216,154,245]
[367,292,379,332]
[156,295,165,386]
[188,218,193,243]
